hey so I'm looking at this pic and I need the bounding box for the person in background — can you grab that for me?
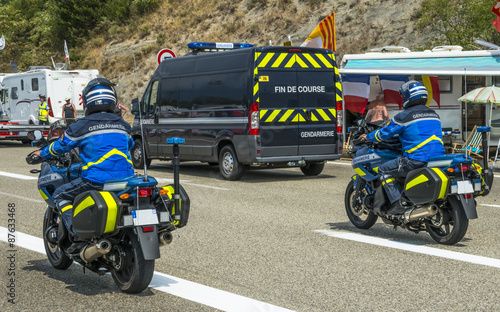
[38,95,49,125]
[62,96,77,126]
[365,92,388,124]
[115,102,129,117]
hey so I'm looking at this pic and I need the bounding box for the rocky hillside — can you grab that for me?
[81,0,426,117]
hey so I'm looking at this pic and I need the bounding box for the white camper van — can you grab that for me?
[339,46,500,148]
[0,68,99,142]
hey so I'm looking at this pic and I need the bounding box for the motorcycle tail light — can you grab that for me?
[464,194,472,199]
[119,193,130,200]
[138,188,153,197]
[142,226,155,232]
[458,164,470,172]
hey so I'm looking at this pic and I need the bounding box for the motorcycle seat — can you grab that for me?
[427,154,473,168]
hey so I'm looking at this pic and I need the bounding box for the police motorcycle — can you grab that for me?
[26,122,190,293]
[345,118,493,245]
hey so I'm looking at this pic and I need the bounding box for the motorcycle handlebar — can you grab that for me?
[26,152,44,165]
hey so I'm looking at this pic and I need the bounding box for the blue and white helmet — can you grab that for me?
[82,77,117,116]
[399,80,428,109]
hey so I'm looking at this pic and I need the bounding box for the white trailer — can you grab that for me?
[339,47,500,147]
[0,68,99,142]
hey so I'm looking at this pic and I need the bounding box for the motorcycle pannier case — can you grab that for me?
[404,167,449,205]
[72,190,121,239]
[156,184,190,228]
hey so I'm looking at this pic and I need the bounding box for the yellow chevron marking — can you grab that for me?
[329,108,337,118]
[279,109,294,122]
[253,83,259,96]
[316,54,333,68]
[272,53,287,68]
[266,109,280,122]
[260,109,268,119]
[255,52,261,61]
[259,53,274,68]
[285,55,296,68]
[303,53,321,68]
[317,109,331,121]
[295,54,308,68]
[292,112,306,122]
[310,111,319,121]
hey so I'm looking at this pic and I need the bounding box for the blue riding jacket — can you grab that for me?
[40,112,135,184]
[366,105,445,162]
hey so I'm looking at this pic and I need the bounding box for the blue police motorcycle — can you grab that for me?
[345,119,493,245]
[26,122,189,293]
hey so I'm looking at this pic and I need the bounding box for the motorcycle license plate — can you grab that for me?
[132,209,159,226]
[457,180,474,194]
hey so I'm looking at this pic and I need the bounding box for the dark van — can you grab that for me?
[131,42,343,180]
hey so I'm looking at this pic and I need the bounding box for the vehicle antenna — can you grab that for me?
[134,55,148,180]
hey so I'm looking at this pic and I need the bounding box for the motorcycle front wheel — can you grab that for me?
[345,179,378,229]
[426,196,468,245]
[43,207,73,270]
[111,229,155,293]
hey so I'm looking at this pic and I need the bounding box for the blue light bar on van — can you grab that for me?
[187,42,253,50]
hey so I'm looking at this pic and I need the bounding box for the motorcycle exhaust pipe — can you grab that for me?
[159,232,173,245]
[80,239,112,263]
[404,204,439,223]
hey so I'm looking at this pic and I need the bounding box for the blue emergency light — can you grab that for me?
[187,42,253,50]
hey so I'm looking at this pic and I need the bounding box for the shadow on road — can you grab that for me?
[148,162,337,183]
[23,259,155,296]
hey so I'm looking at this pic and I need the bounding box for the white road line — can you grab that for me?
[0,191,45,203]
[327,161,351,166]
[0,170,37,180]
[0,227,294,312]
[156,178,230,191]
[314,229,500,269]
[480,204,500,208]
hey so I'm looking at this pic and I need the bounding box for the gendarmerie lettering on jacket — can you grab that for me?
[393,106,440,126]
[65,112,132,141]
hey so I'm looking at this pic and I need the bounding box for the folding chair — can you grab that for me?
[452,125,488,159]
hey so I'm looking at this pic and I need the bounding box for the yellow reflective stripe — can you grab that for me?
[405,135,443,154]
[310,111,319,121]
[328,108,336,118]
[373,167,379,173]
[258,53,274,68]
[279,109,294,122]
[253,82,259,97]
[431,168,449,198]
[284,54,295,68]
[62,204,74,213]
[316,109,331,121]
[100,192,118,233]
[260,109,268,119]
[82,148,133,170]
[374,130,382,142]
[382,178,395,186]
[272,53,287,68]
[354,167,366,176]
[38,189,48,200]
[74,196,94,216]
[48,142,57,156]
[303,53,321,68]
[316,54,333,68]
[291,112,306,122]
[266,109,280,122]
[405,174,429,191]
[295,54,308,68]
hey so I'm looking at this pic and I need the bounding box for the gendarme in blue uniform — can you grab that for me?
[40,112,134,183]
[366,105,445,162]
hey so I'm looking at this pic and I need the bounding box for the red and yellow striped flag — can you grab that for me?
[422,76,440,108]
[300,12,336,51]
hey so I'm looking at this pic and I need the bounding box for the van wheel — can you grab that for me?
[219,145,244,180]
[131,139,151,169]
[300,162,324,176]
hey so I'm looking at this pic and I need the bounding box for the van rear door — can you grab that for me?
[256,48,338,158]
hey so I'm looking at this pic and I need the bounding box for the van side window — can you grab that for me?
[160,78,180,111]
[11,87,18,99]
[191,73,246,110]
[0,89,8,104]
[178,77,194,110]
[32,78,39,91]
[142,80,159,113]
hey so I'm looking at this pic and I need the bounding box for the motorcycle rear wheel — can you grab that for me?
[43,207,73,270]
[426,196,468,245]
[345,180,378,229]
[111,229,155,293]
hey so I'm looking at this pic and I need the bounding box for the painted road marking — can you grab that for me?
[480,204,500,208]
[0,170,37,180]
[0,190,45,203]
[156,178,230,191]
[314,229,500,269]
[0,227,294,312]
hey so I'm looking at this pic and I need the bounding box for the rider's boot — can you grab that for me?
[372,186,387,215]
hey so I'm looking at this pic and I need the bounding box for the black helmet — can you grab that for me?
[82,78,117,116]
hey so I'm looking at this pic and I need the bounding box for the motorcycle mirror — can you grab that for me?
[34,130,42,140]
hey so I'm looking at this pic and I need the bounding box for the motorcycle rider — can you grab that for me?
[31,78,134,247]
[360,80,445,215]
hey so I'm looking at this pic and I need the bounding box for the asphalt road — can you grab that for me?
[2,140,500,311]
